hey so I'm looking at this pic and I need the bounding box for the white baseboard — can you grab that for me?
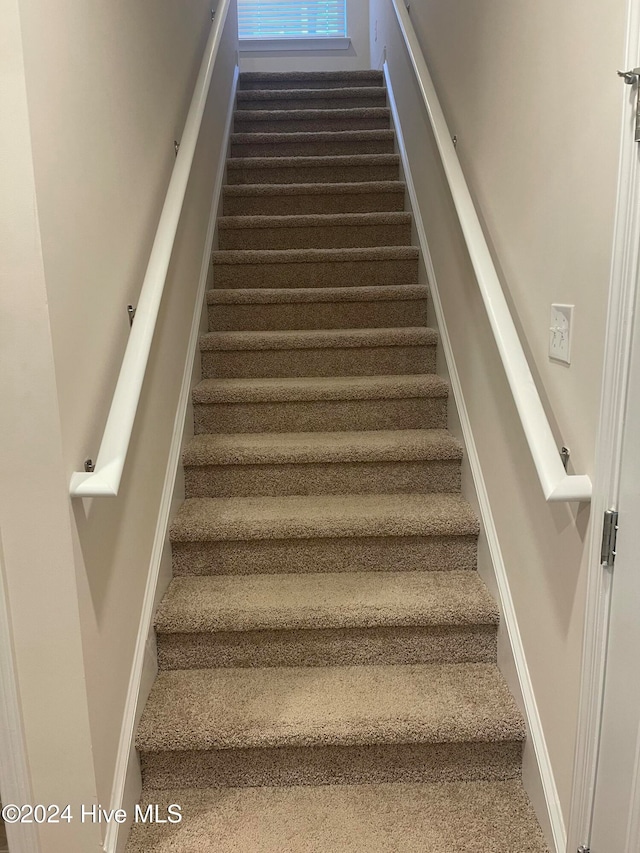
[103,63,239,853]
[383,61,566,853]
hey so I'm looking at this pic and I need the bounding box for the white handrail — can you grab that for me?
[389,0,592,503]
[70,0,233,498]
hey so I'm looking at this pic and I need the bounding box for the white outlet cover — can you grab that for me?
[549,303,574,364]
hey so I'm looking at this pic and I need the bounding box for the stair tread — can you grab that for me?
[199,327,437,351]
[212,246,419,265]
[218,211,411,230]
[231,129,395,144]
[223,180,405,196]
[235,107,390,120]
[126,780,548,853]
[192,373,448,404]
[207,284,428,305]
[239,70,384,84]
[155,570,498,634]
[183,428,462,466]
[169,492,479,542]
[237,87,387,100]
[136,662,524,752]
[227,153,399,169]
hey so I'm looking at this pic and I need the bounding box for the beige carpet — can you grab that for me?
[126,781,548,853]
[222,180,407,216]
[128,70,548,851]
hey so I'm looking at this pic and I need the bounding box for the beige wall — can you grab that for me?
[240,0,370,72]
[371,0,625,829]
[3,0,238,832]
[0,2,102,849]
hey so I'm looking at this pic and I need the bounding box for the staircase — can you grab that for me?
[127,71,548,852]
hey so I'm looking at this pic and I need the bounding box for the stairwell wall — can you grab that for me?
[371,0,625,832]
[1,5,104,850]
[13,0,238,823]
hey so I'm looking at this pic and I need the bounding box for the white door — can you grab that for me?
[589,266,640,851]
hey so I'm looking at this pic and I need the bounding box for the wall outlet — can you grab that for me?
[549,304,574,364]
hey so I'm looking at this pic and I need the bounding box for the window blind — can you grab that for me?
[238,0,347,40]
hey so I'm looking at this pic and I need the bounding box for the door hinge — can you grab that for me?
[618,68,640,142]
[618,67,640,84]
[600,509,619,567]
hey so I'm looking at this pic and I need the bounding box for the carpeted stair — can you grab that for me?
[127,70,548,852]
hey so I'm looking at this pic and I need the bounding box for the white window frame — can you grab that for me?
[238,0,351,52]
[239,36,351,51]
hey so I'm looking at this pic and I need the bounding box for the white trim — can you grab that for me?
[567,0,640,845]
[0,531,40,853]
[239,36,351,51]
[102,64,239,853]
[624,727,640,851]
[384,61,565,853]
[388,0,591,504]
[69,0,233,499]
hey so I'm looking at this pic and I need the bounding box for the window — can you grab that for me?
[238,0,348,41]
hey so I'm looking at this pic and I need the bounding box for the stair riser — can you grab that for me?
[236,96,387,111]
[141,740,521,789]
[212,257,419,289]
[234,116,390,133]
[227,163,399,185]
[239,78,384,91]
[223,189,406,216]
[193,396,447,435]
[208,298,428,331]
[184,459,461,498]
[200,345,436,380]
[171,534,477,576]
[218,221,411,251]
[231,138,395,158]
[156,624,497,669]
